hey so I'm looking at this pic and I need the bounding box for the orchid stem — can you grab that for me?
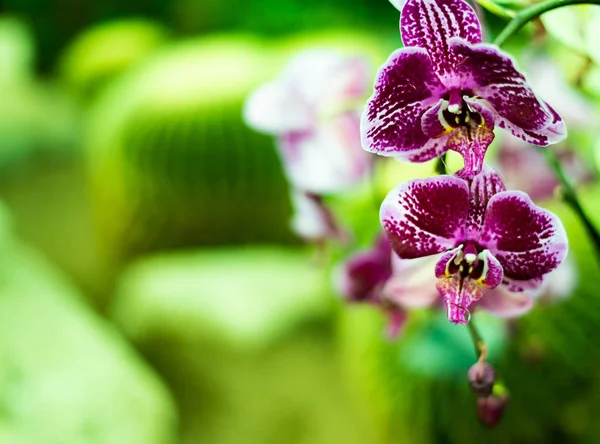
[466,318,486,361]
[493,0,600,47]
[538,147,600,264]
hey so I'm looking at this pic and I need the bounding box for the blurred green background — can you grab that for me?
[1,0,600,443]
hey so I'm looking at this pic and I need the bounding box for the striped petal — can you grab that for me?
[465,165,506,239]
[380,175,469,259]
[401,0,482,85]
[479,191,568,285]
[451,39,567,145]
[361,48,446,160]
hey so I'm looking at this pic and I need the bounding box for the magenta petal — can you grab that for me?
[451,40,566,145]
[401,0,482,83]
[465,165,506,239]
[338,236,393,302]
[421,99,455,138]
[381,176,468,259]
[385,307,408,340]
[437,276,483,324]
[476,250,503,288]
[361,48,446,159]
[479,191,568,283]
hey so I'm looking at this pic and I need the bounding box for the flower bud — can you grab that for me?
[477,393,509,428]
[467,362,495,396]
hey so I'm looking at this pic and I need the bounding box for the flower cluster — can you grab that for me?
[340,0,569,327]
[244,49,372,243]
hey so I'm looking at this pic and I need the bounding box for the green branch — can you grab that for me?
[466,318,486,361]
[493,0,600,47]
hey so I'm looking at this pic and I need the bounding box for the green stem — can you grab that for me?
[493,0,600,47]
[466,318,486,361]
[434,152,448,175]
[538,148,600,263]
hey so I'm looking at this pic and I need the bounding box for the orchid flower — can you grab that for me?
[244,49,372,194]
[289,190,347,243]
[380,165,568,324]
[362,0,566,179]
[336,235,439,338]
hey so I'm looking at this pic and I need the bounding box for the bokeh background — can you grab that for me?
[2,0,600,443]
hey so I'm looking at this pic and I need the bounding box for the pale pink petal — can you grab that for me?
[243,80,312,134]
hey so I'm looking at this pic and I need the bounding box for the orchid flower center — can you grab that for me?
[442,90,482,130]
[444,243,486,283]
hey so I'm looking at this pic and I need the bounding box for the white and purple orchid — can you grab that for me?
[244,48,372,194]
[337,235,439,338]
[362,0,566,179]
[380,166,568,324]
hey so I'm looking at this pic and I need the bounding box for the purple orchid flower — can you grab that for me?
[336,235,439,338]
[380,165,568,324]
[361,0,566,179]
[244,49,372,194]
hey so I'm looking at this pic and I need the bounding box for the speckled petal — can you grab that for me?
[465,165,506,239]
[380,175,469,259]
[361,48,446,159]
[401,0,482,84]
[451,39,566,145]
[479,190,568,284]
[437,276,484,324]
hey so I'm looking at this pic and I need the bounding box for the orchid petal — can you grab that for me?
[437,275,483,324]
[282,49,368,106]
[434,246,462,279]
[421,98,455,139]
[389,0,406,12]
[465,165,506,239]
[383,255,439,308]
[290,191,340,242]
[243,80,312,134]
[447,123,495,180]
[280,111,371,193]
[337,236,392,303]
[451,39,566,145]
[479,191,568,284]
[361,48,446,159]
[385,307,408,339]
[380,176,469,259]
[475,250,503,289]
[478,287,535,318]
[401,0,482,84]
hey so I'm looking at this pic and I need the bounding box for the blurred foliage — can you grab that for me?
[0,202,177,444]
[84,34,295,259]
[4,0,399,73]
[109,246,380,444]
[58,19,170,101]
